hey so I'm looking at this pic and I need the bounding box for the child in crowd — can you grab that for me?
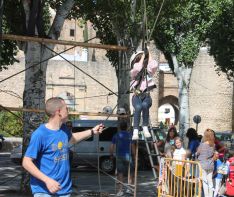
[130,48,158,140]
[173,137,187,176]
[172,137,187,197]
[110,120,135,196]
[213,151,224,197]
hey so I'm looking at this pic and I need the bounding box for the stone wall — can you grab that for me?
[0,48,233,132]
[0,15,233,132]
[0,58,118,120]
[189,48,233,134]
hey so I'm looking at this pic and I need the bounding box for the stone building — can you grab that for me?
[0,19,233,133]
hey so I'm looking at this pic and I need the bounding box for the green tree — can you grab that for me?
[206,0,234,81]
[1,0,233,191]
[150,0,223,139]
[2,0,75,192]
[0,111,23,137]
[72,0,147,113]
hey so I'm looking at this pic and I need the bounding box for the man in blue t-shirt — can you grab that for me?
[23,97,104,197]
[110,120,135,196]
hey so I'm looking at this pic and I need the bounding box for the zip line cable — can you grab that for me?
[0,36,97,84]
[147,0,165,42]
[0,104,37,131]
[0,89,22,99]
[0,0,3,63]
[0,46,76,84]
[44,45,118,97]
[0,2,164,193]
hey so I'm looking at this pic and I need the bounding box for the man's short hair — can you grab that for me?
[45,97,64,117]
[119,120,128,131]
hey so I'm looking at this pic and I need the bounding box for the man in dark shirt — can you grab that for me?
[110,120,135,196]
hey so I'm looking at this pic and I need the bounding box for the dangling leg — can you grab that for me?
[132,95,142,140]
[142,95,152,138]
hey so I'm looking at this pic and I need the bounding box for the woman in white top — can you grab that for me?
[164,127,179,157]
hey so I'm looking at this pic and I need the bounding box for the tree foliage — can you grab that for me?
[0,111,23,137]
[0,0,51,69]
[50,0,148,70]
[206,0,234,81]
[1,0,234,77]
[152,0,219,69]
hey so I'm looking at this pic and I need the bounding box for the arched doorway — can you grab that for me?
[158,95,179,127]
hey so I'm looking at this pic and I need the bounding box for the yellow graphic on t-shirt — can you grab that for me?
[57,141,63,150]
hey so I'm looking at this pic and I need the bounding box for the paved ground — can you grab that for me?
[0,152,158,197]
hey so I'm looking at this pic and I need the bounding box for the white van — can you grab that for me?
[70,119,118,173]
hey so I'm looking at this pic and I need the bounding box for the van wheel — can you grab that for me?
[100,157,115,174]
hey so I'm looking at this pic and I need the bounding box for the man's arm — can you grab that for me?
[69,124,104,144]
[22,156,61,193]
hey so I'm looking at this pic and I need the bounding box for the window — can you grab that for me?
[72,127,93,141]
[70,29,75,37]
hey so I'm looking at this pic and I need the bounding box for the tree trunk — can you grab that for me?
[149,44,160,126]
[21,43,49,193]
[172,55,192,147]
[117,40,130,114]
[20,0,75,192]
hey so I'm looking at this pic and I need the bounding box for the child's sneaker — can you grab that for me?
[143,126,151,138]
[132,129,139,140]
[116,191,124,196]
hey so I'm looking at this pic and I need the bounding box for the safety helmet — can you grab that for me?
[102,106,113,114]
[117,108,126,115]
[130,51,144,67]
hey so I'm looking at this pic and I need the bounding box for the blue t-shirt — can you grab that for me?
[25,124,72,195]
[214,159,223,179]
[188,139,200,156]
[112,131,132,159]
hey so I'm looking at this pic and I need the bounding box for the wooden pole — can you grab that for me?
[133,140,139,197]
[0,105,129,118]
[1,34,128,51]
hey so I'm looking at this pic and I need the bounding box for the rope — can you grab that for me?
[143,0,149,42]
[44,45,118,97]
[0,89,22,99]
[0,171,23,186]
[0,36,97,84]
[147,0,165,42]
[0,0,3,62]
[0,104,37,130]
[0,46,76,84]
[72,157,134,192]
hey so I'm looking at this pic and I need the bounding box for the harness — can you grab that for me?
[132,65,156,98]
